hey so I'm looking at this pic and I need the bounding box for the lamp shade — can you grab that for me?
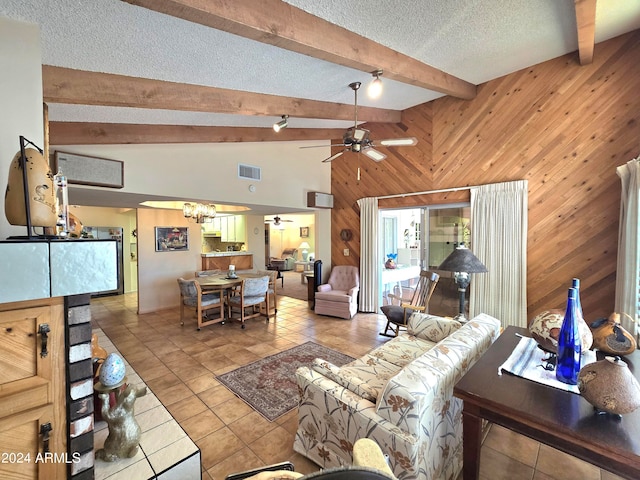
[299,242,311,250]
[438,245,487,273]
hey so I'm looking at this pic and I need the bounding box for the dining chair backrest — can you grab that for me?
[177,277,198,299]
[243,276,269,297]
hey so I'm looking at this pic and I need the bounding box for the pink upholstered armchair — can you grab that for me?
[314,266,359,319]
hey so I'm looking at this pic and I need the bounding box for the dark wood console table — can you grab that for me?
[454,326,640,480]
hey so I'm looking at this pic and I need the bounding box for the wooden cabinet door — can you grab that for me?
[0,300,66,479]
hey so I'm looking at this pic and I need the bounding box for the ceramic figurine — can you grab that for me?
[95,384,147,461]
[578,356,640,416]
[590,313,637,356]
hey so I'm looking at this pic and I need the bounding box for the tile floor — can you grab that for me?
[90,293,625,480]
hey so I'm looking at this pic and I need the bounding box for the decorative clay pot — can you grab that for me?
[590,313,637,356]
[384,259,396,269]
[578,356,640,415]
[4,148,56,227]
[528,309,593,354]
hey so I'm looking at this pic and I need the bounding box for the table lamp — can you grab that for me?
[299,242,311,261]
[437,244,487,322]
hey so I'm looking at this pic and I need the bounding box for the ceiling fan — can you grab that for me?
[265,216,293,226]
[302,81,418,163]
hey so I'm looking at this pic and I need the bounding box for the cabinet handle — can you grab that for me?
[38,323,51,358]
[40,423,52,453]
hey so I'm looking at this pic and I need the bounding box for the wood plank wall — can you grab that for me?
[330,30,640,322]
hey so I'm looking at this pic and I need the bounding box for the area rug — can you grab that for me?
[217,342,354,421]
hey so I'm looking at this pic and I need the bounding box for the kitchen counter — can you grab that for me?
[201,252,253,271]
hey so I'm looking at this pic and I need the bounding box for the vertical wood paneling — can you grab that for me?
[331,30,640,321]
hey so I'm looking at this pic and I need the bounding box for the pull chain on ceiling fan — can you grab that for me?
[301,82,418,163]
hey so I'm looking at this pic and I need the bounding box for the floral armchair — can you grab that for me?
[294,313,501,480]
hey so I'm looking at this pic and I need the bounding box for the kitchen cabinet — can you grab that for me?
[0,297,66,479]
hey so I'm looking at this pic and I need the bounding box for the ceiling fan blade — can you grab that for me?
[363,148,387,162]
[300,144,347,149]
[378,137,418,147]
[322,150,346,163]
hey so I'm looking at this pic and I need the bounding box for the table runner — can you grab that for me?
[498,335,596,394]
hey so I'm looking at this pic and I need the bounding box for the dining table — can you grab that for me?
[194,272,267,322]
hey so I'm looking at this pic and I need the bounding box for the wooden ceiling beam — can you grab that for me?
[43,66,400,123]
[49,122,346,145]
[574,0,597,65]
[122,0,476,100]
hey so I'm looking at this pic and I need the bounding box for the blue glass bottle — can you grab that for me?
[572,278,583,323]
[556,287,582,385]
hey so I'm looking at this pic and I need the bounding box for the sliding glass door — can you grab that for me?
[379,204,470,317]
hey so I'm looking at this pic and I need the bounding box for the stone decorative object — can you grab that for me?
[590,312,637,356]
[95,384,147,461]
[528,309,593,354]
[4,148,56,227]
[578,356,640,416]
[99,353,126,387]
[385,253,397,269]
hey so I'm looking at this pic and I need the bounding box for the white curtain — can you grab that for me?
[469,180,528,328]
[357,197,379,312]
[615,157,640,337]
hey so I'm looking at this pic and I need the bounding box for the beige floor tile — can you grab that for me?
[535,445,600,480]
[206,447,264,480]
[248,425,296,465]
[483,424,539,468]
[228,411,279,444]
[152,382,196,407]
[181,409,225,441]
[198,384,238,409]
[196,427,245,470]
[185,373,220,394]
[479,446,534,480]
[213,396,255,424]
[165,394,209,423]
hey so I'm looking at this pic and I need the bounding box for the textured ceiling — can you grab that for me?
[2,0,639,130]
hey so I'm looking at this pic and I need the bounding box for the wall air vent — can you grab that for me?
[238,164,261,181]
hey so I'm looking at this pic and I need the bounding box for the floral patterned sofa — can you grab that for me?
[294,312,501,480]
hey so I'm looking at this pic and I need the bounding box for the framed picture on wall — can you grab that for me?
[300,226,309,238]
[155,226,189,252]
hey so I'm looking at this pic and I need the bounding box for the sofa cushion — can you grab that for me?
[368,334,436,368]
[408,313,463,343]
[311,358,378,402]
[337,354,403,401]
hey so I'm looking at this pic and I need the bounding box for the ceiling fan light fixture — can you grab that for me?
[273,114,289,132]
[368,69,383,99]
[380,137,418,147]
[364,148,387,162]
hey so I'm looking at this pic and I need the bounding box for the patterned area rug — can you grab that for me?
[217,342,354,421]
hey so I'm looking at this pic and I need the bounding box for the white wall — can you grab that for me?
[0,18,44,240]
[50,142,331,211]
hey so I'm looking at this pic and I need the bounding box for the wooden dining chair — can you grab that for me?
[257,269,278,319]
[226,275,270,329]
[177,277,225,330]
[380,270,440,337]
